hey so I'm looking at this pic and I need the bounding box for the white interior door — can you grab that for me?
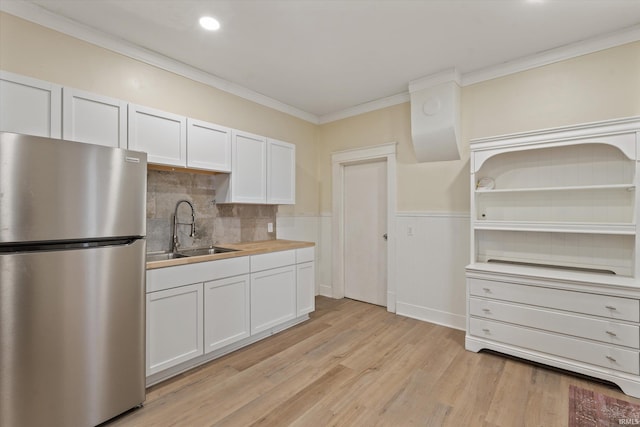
[343,159,387,306]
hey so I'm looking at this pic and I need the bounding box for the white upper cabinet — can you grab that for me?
[234,130,267,203]
[0,71,296,202]
[186,118,232,172]
[62,87,127,148]
[267,138,296,205]
[218,130,268,203]
[216,133,296,205]
[128,104,187,166]
[0,71,61,138]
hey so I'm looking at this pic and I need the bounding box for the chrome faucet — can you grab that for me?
[172,200,196,253]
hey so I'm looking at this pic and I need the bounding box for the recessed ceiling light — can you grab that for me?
[199,16,220,31]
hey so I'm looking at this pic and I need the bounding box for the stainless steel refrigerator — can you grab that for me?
[0,132,147,426]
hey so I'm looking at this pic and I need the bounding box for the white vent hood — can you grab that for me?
[409,69,461,162]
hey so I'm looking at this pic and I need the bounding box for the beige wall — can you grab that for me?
[318,41,640,213]
[2,11,639,216]
[0,12,319,215]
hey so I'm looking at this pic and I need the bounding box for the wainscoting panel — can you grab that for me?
[395,212,470,330]
[278,212,470,330]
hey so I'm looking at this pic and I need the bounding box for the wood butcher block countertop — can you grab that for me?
[146,239,315,270]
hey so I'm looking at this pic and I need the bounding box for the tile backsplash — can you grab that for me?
[146,170,277,252]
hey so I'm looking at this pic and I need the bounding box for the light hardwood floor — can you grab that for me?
[108,296,640,426]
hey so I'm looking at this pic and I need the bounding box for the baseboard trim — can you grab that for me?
[319,284,333,298]
[396,301,465,331]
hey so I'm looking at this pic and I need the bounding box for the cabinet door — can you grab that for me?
[62,87,127,148]
[0,71,61,138]
[231,130,267,203]
[251,266,296,334]
[187,118,231,172]
[297,261,315,316]
[146,283,203,376]
[128,104,186,166]
[204,274,250,353]
[267,138,296,204]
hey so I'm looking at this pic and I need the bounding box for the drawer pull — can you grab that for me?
[606,355,617,362]
[482,287,491,293]
[606,331,618,337]
[482,308,491,313]
[482,328,490,333]
[605,305,617,311]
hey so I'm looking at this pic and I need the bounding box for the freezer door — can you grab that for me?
[0,132,147,243]
[0,239,146,427]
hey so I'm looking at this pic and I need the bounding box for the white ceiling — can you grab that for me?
[7,0,640,121]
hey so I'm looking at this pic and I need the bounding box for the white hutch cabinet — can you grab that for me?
[466,117,640,397]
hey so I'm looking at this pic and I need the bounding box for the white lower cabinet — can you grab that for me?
[296,262,315,316]
[146,246,315,382]
[296,247,315,316]
[146,283,203,376]
[204,274,250,353]
[250,265,297,334]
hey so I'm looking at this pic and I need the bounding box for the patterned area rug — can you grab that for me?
[569,385,640,426]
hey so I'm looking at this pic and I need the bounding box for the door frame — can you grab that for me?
[331,142,397,312]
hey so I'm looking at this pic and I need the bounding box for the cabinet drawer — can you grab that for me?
[468,278,639,322]
[470,297,640,349]
[147,256,250,293]
[470,318,639,375]
[296,247,315,263]
[250,250,296,272]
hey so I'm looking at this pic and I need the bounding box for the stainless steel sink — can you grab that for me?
[146,246,239,262]
[146,252,188,262]
[176,246,239,257]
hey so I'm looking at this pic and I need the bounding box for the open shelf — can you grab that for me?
[466,262,640,288]
[476,182,635,224]
[476,184,635,194]
[471,132,639,278]
[474,221,636,235]
[475,229,634,277]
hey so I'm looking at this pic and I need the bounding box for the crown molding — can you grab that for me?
[462,23,640,86]
[0,1,321,124]
[318,92,410,124]
[320,24,640,124]
[408,68,461,93]
[3,2,638,126]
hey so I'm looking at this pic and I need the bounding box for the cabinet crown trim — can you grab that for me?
[471,116,640,150]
